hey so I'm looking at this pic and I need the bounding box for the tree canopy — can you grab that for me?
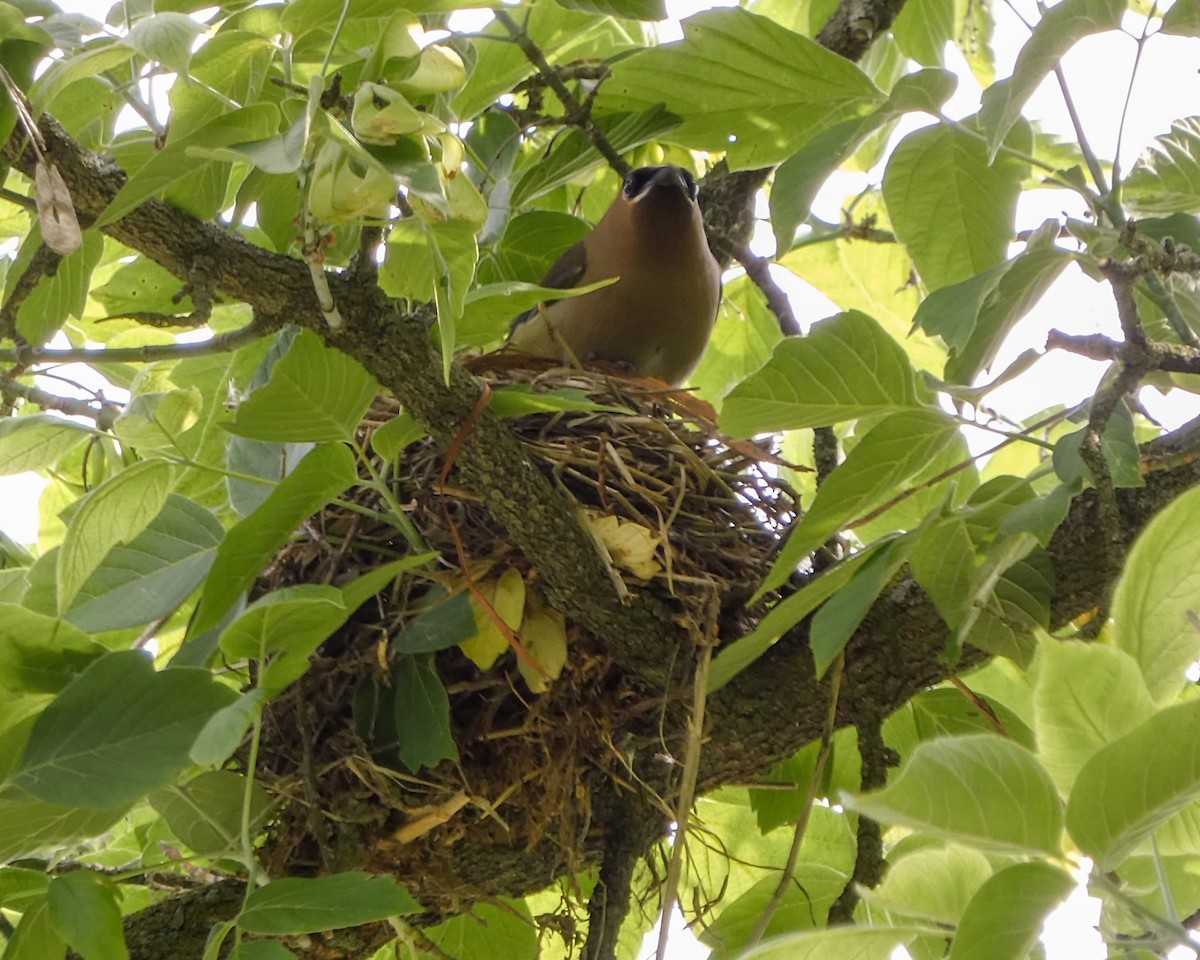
[2,0,1200,958]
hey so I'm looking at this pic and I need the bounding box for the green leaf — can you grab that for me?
[883,688,1036,759]
[914,220,1072,383]
[867,844,993,924]
[1033,640,1155,794]
[3,898,65,960]
[772,410,958,569]
[0,786,128,863]
[424,900,538,960]
[1111,484,1200,703]
[709,542,890,689]
[978,0,1127,159]
[230,942,296,960]
[65,494,223,633]
[94,103,281,228]
[220,585,348,695]
[1125,117,1200,215]
[227,329,378,443]
[394,591,478,655]
[13,230,104,346]
[750,727,861,833]
[556,0,666,18]
[478,211,591,287]
[123,12,206,73]
[510,107,680,206]
[189,689,266,768]
[1162,0,1200,35]
[882,120,1027,291]
[847,734,1063,854]
[689,274,785,406]
[721,311,920,435]
[112,387,204,444]
[1067,698,1200,868]
[0,415,91,476]
[93,257,192,317]
[15,650,237,808]
[0,607,83,698]
[954,536,1050,665]
[150,770,271,857]
[47,872,128,960]
[57,459,171,614]
[488,385,624,418]
[948,862,1073,960]
[30,39,136,114]
[729,926,932,960]
[601,8,882,169]
[191,443,357,635]
[771,69,956,250]
[370,413,425,463]
[429,221,480,384]
[393,653,458,772]
[458,277,617,350]
[892,0,955,66]
[810,536,913,676]
[238,873,420,935]
[340,554,439,612]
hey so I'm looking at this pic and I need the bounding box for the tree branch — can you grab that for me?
[0,372,121,429]
[493,9,629,180]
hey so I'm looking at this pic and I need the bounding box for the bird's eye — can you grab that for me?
[679,170,699,201]
[623,168,653,198]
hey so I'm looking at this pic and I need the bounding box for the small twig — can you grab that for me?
[733,243,801,337]
[0,372,121,429]
[0,320,265,365]
[1053,66,1111,203]
[1112,3,1158,184]
[827,716,893,923]
[654,596,719,960]
[493,9,629,180]
[0,186,36,212]
[746,653,845,947]
[1046,330,1200,374]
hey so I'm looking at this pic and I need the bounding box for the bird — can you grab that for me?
[506,164,722,387]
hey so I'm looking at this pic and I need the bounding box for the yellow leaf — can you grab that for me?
[517,596,568,694]
[460,567,525,670]
[587,512,662,580]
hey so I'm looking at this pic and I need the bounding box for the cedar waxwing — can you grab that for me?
[507,165,722,387]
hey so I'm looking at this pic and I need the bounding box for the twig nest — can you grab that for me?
[254,359,798,908]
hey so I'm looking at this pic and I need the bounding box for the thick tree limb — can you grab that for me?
[2,117,681,685]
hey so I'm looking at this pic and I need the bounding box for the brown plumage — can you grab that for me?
[507,165,722,387]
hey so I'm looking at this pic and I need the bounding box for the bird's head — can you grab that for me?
[614,165,703,246]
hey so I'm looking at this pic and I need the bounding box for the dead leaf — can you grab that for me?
[461,566,525,670]
[586,511,662,580]
[517,595,568,694]
[35,160,82,256]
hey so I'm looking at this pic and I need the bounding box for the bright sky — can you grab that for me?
[3,0,1198,957]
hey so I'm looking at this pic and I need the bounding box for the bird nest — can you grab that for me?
[251,359,799,913]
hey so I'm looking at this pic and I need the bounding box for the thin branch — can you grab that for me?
[0,320,265,366]
[0,186,36,212]
[826,717,892,924]
[493,9,629,180]
[1112,3,1158,184]
[733,243,801,337]
[654,608,717,960]
[0,372,121,429]
[1053,66,1111,202]
[1046,330,1200,374]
